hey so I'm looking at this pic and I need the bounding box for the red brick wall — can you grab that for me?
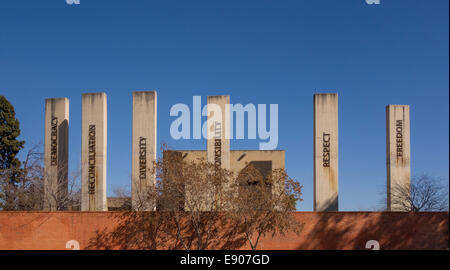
[0,212,447,250]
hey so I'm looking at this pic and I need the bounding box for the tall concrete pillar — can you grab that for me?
[206,96,230,171]
[132,91,157,210]
[202,96,230,211]
[44,98,69,211]
[81,93,107,211]
[313,93,338,211]
[386,105,411,211]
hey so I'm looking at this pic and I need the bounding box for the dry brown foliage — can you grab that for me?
[112,145,304,250]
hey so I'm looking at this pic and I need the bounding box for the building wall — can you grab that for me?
[177,150,285,210]
[0,212,447,250]
[179,150,285,175]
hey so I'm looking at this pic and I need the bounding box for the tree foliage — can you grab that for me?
[0,96,25,172]
[123,145,304,250]
[225,164,303,250]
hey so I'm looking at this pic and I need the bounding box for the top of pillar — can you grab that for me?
[313,93,338,97]
[45,97,69,102]
[386,104,409,108]
[207,95,230,98]
[82,92,106,97]
[313,93,338,104]
[132,90,157,95]
[207,95,230,102]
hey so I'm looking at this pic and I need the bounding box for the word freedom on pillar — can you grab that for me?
[396,120,403,158]
[169,96,279,150]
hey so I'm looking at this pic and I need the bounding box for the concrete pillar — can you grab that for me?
[313,93,339,211]
[81,93,107,211]
[132,91,157,210]
[203,96,230,211]
[206,96,230,171]
[386,105,411,211]
[44,98,69,211]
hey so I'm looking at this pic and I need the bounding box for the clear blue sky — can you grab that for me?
[1,0,448,211]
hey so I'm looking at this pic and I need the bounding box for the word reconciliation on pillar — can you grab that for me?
[88,124,96,196]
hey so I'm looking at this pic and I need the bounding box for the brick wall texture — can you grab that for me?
[0,212,447,250]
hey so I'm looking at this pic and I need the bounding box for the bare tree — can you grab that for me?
[0,144,81,211]
[92,144,304,250]
[109,184,132,211]
[225,164,304,250]
[389,174,449,212]
[0,144,44,210]
[150,149,234,250]
[42,163,81,211]
[140,146,303,250]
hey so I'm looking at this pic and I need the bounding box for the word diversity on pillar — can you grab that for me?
[131,91,157,210]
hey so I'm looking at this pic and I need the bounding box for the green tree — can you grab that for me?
[0,96,25,175]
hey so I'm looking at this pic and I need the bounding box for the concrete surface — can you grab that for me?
[81,93,107,211]
[44,98,69,211]
[313,93,339,211]
[131,91,157,210]
[386,105,411,211]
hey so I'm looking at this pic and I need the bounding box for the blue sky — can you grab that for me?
[0,0,448,211]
